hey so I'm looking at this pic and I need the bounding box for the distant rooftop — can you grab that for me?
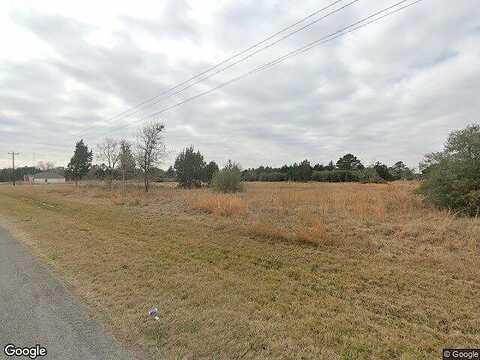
[34,171,64,179]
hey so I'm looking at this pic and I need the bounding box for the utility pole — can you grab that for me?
[122,167,126,201]
[8,152,20,186]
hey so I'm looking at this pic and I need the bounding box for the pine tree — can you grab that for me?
[297,159,312,181]
[66,140,93,185]
[204,161,219,185]
[174,146,206,188]
[336,154,364,170]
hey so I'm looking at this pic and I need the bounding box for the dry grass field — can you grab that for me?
[0,181,479,359]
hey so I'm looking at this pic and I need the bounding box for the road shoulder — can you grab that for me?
[0,224,138,360]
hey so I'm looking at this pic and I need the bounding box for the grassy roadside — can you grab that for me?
[0,184,479,359]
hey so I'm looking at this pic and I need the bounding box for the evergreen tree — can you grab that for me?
[290,162,299,181]
[174,146,206,188]
[325,161,336,171]
[374,162,394,181]
[65,140,93,185]
[336,154,364,170]
[390,161,414,180]
[297,159,312,181]
[204,161,219,184]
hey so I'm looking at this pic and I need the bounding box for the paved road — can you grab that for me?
[0,226,134,359]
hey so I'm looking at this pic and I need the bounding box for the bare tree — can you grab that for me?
[96,138,120,172]
[37,161,55,171]
[96,138,120,189]
[118,139,136,196]
[136,122,166,192]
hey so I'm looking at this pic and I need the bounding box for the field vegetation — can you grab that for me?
[0,180,479,359]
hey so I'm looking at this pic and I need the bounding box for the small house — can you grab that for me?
[34,172,66,184]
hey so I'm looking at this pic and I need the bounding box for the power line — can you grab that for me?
[73,0,360,138]
[90,0,350,122]
[111,0,362,124]
[82,0,422,140]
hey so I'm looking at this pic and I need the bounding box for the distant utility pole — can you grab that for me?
[8,152,20,186]
[122,167,126,200]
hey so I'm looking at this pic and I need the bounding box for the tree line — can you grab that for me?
[241,154,416,183]
[0,132,415,187]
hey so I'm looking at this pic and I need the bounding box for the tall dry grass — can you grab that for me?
[30,180,480,251]
[190,193,247,217]
[179,181,478,250]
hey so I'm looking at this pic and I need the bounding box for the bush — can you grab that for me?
[418,124,480,216]
[418,158,480,216]
[211,161,243,193]
[311,170,360,182]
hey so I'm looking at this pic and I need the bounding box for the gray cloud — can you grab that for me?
[0,0,479,170]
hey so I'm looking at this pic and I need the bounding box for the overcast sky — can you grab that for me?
[0,0,478,170]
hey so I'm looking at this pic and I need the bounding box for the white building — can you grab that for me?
[33,172,66,184]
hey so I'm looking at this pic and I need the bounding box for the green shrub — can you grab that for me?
[418,158,480,216]
[211,161,243,193]
[418,124,480,216]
